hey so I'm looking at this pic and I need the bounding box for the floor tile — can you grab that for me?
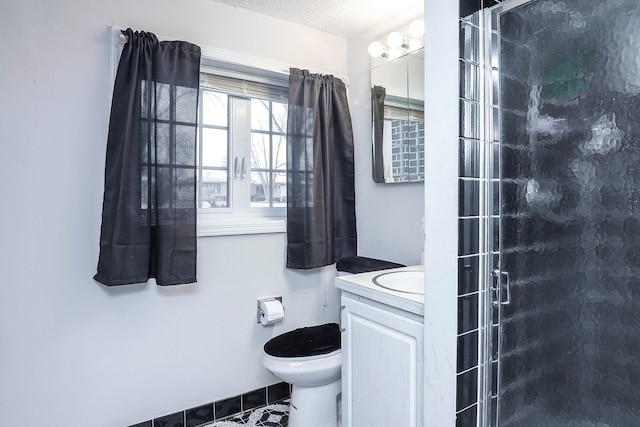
[206,403,289,427]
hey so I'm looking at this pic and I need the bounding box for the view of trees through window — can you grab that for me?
[250,98,287,208]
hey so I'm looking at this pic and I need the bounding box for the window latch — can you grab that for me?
[234,157,247,179]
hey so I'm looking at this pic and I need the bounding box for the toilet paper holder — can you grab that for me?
[257,297,284,324]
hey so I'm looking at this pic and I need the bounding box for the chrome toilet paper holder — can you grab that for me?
[257,296,283,324]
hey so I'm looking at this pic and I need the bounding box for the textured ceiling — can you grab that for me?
[210,0,424,37]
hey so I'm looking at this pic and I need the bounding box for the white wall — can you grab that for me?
[0,0,428,425]
[423,0,460,425]
[347,11,425,267]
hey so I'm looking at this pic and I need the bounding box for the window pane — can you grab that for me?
[202,90,228,126]
[250,171,270,207]
[273,134,286,170]
[202,128,228,167]
[141,166,148,209]
[176,167,196,209]
[249,171,287,208]
[176,124,196,166]
[251,98,270,131]
[176,86,199,123]
[156,123,170,164]
[200,170,228,209]
[272,101,288,133]
[155,83,171,120]
[272,172,287,207]
[251,133,270,170]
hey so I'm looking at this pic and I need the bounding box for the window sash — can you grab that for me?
[196,71,288,235]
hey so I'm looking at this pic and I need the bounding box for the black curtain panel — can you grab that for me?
[372,85,386,183]
[286,68,357,269]
[94,29,201,286]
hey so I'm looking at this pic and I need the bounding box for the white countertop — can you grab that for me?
[334,265,424,316]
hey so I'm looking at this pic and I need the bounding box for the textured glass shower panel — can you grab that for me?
[497,0,640,425]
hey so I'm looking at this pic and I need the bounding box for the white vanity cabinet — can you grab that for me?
[340,291,424,427]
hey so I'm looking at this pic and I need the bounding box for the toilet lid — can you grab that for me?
[264,323,341,358]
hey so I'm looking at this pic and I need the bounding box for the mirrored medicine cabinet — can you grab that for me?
[371,46,425,184]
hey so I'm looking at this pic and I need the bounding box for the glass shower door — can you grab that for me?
[489,0,640,425]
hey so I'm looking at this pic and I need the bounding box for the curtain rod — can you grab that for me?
[111,26,349,84]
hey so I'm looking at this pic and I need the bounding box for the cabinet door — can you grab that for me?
[341,294,424,427]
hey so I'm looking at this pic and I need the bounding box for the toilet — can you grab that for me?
[262,323,342,427]
[262,257,405,426]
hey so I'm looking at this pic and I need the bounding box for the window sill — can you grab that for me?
[197,217,286,237]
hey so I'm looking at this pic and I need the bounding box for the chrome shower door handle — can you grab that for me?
[501,271,511,305]
[491,270,500,307]
[492,270,511,306]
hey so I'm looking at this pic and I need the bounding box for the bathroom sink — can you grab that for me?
[372,270,424,294]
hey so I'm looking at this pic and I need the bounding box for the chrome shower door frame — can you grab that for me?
[479,1,536,426]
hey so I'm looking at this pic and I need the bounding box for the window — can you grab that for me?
[196,69,289,236]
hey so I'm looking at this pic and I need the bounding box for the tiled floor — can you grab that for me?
[206,402,289,427]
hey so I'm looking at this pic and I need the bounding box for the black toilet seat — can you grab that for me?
[264,323,341,358]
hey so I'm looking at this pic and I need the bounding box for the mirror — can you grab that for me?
[371,47,425,183]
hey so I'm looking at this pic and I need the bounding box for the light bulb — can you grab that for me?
[386,48,403,61]
[368,41,387,58]
[409,19,425,39]
[387,31,406,49]
[407,39,423,53]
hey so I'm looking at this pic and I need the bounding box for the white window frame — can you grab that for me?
[196,58,290,237]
